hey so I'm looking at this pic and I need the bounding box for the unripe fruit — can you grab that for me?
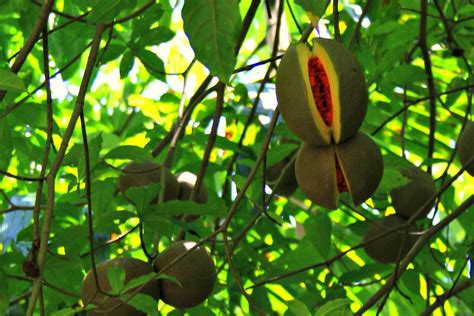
[363,215,419,264]
[390,166,436,220]
[276,38,368,145]
[458,122,474,176]
[118,161,180,203]
[81,258,159,316]
[295,132,383,209]
[175,172,208,221]
[176,172,208,204]
[266,153,298,196]
[153,241,215,308]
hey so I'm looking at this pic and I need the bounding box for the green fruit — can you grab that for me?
[295,132,383,209]
[153,241,216,308]
[390,166,436,220]
[176,172,208,204]
[266,153,298,196]
[458,122,474,176]
[276,38,368,145]
[118,161,180,203]
[81,258,159,316]
[363,215,419,264]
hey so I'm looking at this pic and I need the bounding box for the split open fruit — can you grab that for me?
[458,121,474,176]
[118,161,180,203]
[276,38,368,146]
[363,215,419,264]
[390,165,436,220]
[153,240,216,308]
[295,132,383,209]
[81,258,159,316]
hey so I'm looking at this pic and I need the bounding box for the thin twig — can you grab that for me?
[418,0,437,175]
[25,23,105,316]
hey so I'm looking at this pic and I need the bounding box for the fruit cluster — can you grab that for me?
[363,165,436,263]
[276,38,383,209]
[80,161,215,315]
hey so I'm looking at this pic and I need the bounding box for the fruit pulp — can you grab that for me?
[308,57,333,126]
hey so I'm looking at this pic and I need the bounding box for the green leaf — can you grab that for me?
[103,145,153,160]
[0,274,8,316]
[147,200,227,218]
[126,183,161,215]
[121,272,157,293]
[295,0,329,18]
[314,299,352,316]
[87,0,122,23]
[376,155,413,193]
[120,50,135,79]
[127,293,159,316]
[384,65,426,85]
[107,266,126,294]
[135,49,165,80]
[91,178,116,215]
[182,0,242,83]
[285,300,311,316]
[304,213,332,258]
[266,143,298,167]
[100,44,127,64]
[0,69,26,92]
[0,117,13,169]
[136,26,175,47]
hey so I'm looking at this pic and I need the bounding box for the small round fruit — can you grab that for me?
[118,161,180,202]
[390,166,436,220]
[176,172,208,204]
[363,215,419,264]
[153,241,216,308]
[276,38,368,145]
[295,132,383,209]
[81,258,159,316]
[458,122,474,176]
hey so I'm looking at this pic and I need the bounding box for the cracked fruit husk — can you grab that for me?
[390,165,436,220]
[118,161,180,203]
[295,132,383,209]
[363,215,419,264]
[458,122,474,176]
[81,258,159,316]
[276,38,368,145]
[153,241,216,308]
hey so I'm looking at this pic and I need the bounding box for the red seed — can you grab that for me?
[308,57,333,126]
[335,155,348,192]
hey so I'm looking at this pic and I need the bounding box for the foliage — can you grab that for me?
[0,0,473,315]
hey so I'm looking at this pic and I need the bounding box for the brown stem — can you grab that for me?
[25,23,105,316]
[418,0,437,175]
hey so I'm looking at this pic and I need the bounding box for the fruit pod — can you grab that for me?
[276,38,368,145]
[153,241,216,308]
[118,161,180,203]
[458,122,474,176]
[362,215,419,264]
[176,171,208,204]
[295,132,383,209]
[390,165,436,220]
[266,152,298,196]
[81,258,160,316]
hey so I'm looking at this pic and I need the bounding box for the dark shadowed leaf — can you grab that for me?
[182,0,242,83]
